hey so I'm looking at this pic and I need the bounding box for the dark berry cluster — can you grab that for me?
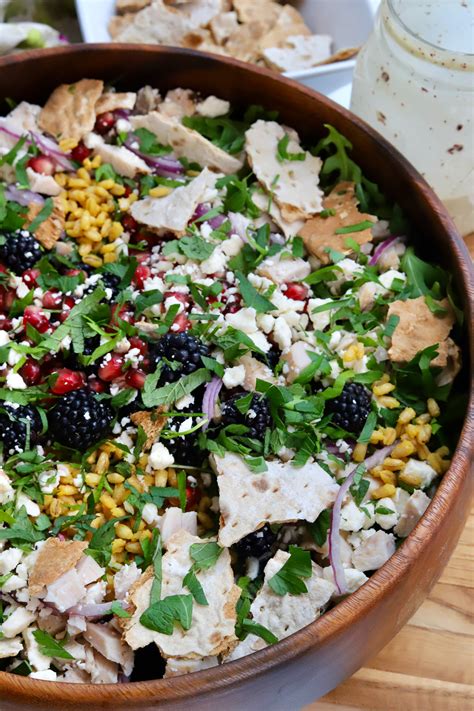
[48,388,113,450]
[0,232,42,274]
[221,393,271,440]
[149,333,209,383]
[325,382,371,434]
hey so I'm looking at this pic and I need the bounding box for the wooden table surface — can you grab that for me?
[307,505,474,711]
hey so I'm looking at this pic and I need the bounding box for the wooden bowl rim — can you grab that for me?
[0,43,472,705]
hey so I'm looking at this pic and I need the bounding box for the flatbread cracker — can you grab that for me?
[245,120,324,219]
[29,538,87,597]
[259,5,311,51]
[27,196,64,250]
[130,111,243,173]
[38,79,104,142]
[225,550,334,660]
[232,0,282,25]
[95,92,137,114]
[111,0,194,44]
[130,167,218,233]
[116,0,151,13]
[263,34,333,73]
[210,453,340,547]
[209,11,238,44]
[298,181,377,264]
[130,408,168,450]
[123,530,240,658]
[108,14,135,38]
[225,21,273,63]
[321,46,360,64]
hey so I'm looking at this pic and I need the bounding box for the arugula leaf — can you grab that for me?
[142,368,211,408]
[183,568,208,605]
[267,546,312,596]
[276,133,305,162]
[236,270,276,313]
[95,163,120,182]
[28,198,53,233]
[140,594,193,635]
[424,294,449,317]
[133,127,171,156]
[32,630,74,660]
[308,509,331,547]
[216,175,260,219]
[189,541,223,570]
[401,247,448,298]
[182,115,246,155]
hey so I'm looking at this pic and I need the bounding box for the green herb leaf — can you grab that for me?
[357,411,377,444]
[28,197,53,233]
[349,464,369,507]
[178,235,215,261]
[177,470,187,513]
[276,133,305,162]
[241,619,278,644]
[334,220,374,235]
[189,541,223,570]
[150,531,163,605]
[140,594,193,635]
[236,270,276,313]
[182,115,246,155]
[32,630,74,660]
[183,567,208,605]
[133,127,171,156]
[111,601,131,618]
[308,509,331,547]
[142,368,211,408]
[267,546,312,596]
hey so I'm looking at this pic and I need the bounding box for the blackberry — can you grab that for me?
[220,392,270,440]
[0,404,42,457]
[64,335,100,374]
[255,343,281,371]
[235,524,277,560]
[0,232,42,274]
[325,382,371,434]
[48,388,113,451]
[164,416,204,466]
[83,272,121,300]
[149,333,209,384]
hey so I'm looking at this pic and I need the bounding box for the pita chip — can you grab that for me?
[252,188,305,239]
[259,5,311,51]
[225,21,273,63]
[108,13,135,38]
[96,92,137,114]
[123,530,240,658]
[210,453,340,547]
[298,181,377,264]
[130,167,218,233]
[209,11,239,44]
[246,120,324,220]
[232,0,282,25]
[180,0,230,28]
[84,133,150,178]
[165,656,219,677]
[116,0,151,13]
[263,34,333,73]
[111,0,194,43]
[130,111,243,173]
[225,550,334,661]
[130,408,168,450]
[28,538,87,597]
[321,46,360,64]
[26,196,64,250]
[38,79,104,141]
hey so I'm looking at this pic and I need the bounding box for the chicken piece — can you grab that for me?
[351,530,396,571]
[394,490,431,537]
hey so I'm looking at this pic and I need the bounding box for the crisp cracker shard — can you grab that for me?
[225,550,335,661]
[130,167,218,233]
[259,5,311,51]
[130,110,243,174]
[245,120,324,221]
[130,407,168,450]
[38,79,104,141]
[27,196,64,250]
[95,92,137,114]
[111,0,204,44]
[210,453,340,547]
[299,181,377,264]
[123,530,240,658]
[387,296,460,368]
[28,538,87,597]
[232,0,282,25]
[263,34,333,73]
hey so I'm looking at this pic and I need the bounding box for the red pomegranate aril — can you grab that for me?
[171,312,191,333]
[185,486,201,511]
[125,368,146,389]
[94,111,116,135]
[20,359,41,385]
[70,142,91,163]
[0,315,12,330]
[42,290,62,309]
[27,155,55,176]
[164,291,188,305]
[98,355,124,382]
[22,268,41,286]
[225,294,242,314]
[51,368,85,395]
[284,282,308,301]
[133,264,150,289]
[129,336,147,355]
[122,214,139,233]
[88,378,106,394]
[23,306,49,333]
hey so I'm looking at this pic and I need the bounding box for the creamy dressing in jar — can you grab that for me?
[350,0,474,236]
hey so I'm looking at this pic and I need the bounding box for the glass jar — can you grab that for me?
[350,0,474,236]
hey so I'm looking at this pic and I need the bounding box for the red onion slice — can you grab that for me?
[0,126,74,172]
[328,442,398,595]
[369,236,401,266]
[124,134,184,177]
[202,376,223,430]
[66,601,125,618]
[5,185,44,206]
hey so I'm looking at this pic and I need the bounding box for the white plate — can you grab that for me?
[75,0,380,106]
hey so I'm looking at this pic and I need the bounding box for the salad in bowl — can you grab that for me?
[0,79,463,683]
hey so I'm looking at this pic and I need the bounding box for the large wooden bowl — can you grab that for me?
[0,45,472,711]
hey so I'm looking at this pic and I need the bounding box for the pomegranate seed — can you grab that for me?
[185,486,201,511]
[42,290,62,309]
[23,306,49,333]
[0,315,12,330]
[27,155,55,176]
[284,282,308,301]
[171,312,191,333]
[225,294,242,314]
[70,142,91,163]
[125,368,146,389]
[51,368,85,395]
[164,291,188,305]
[94,111,116,135]
[22,268,41,287]
[123,185,133,197]
[129,336,147,355]
[122,214,139,233]
[98,354,124,382]
[20,359,41,385]
[88,378,106,394]
[133,264,150,289]
[65,268,82,277]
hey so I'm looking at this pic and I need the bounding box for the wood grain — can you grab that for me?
[310,508,474,710]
